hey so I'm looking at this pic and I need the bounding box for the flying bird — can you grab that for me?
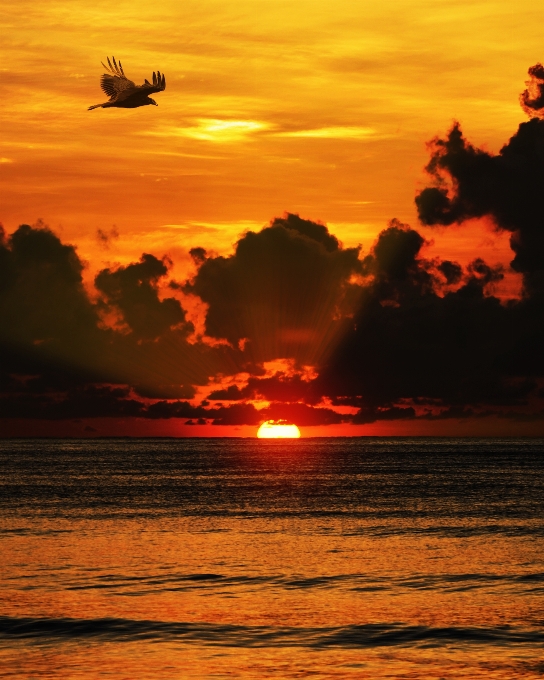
[88,57,166,110]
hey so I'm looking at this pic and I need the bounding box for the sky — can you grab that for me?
[2,0,544,436]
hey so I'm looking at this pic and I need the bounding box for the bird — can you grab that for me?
[88,57,166,110]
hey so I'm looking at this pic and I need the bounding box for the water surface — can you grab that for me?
[1,438,543,678]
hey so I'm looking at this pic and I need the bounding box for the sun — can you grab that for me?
[257,420,301,438]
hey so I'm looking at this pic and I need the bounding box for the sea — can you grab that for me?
[0,437,543,679]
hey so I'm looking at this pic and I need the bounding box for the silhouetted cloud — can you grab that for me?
[208,373,319,404]
[520,63,544,118]
[96,254,191,340]
[183,213,362,366]
[0,224,100,351]
[2,205,544,428]
[261,402,344,426]
[415,115,544,290]
[0,223,109,409]
[0,224,234,416]
[317,219,543,415]
[96,226,119,248]
[437,260,463,285]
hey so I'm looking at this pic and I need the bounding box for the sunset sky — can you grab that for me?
[2,0,544,436]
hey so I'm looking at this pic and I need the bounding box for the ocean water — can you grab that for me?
[1,437,543,679]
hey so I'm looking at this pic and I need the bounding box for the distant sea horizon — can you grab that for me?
[3,434,544,439]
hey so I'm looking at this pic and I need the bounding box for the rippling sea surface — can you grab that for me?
[1,438,543,679]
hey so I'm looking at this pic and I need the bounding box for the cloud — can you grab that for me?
[437,260,463,285]
[2,205,544,429]
[0,384,143,420]
[208,372,318,404]
[276,126,378,139]
[145,119,270,142]
[415,115,544,291]
[317,220,543,418]
[96,226,119,248]
[520,63,544,118]
[95,254,192,341]
[261,402,344,426]
[0,223,103,375]
[0,223,235,413]
[183,213,363,367]
[4,76,544,430]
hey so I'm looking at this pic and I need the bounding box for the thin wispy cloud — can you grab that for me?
[145,120,270,142]
[275,126,379,139]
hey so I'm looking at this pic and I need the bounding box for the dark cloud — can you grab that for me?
[261,402,344,427]
[360,219,437,302]
[415,116,544,286]
[185,417,208,426]
[365,219,425,281]
[0,384,143,420]
[96,254,192,340]
[132,383,196,400]
[437,260,463,285]
[189,247,207,265]
[2,206,544,428]
[209,403,261,426]
[466,259,504,286]
[96,226,119,248]
[144,400,204,420]
[183,213,362,366]
[520,63,544,118]
[0,224,99,351]
[0,224,234,418]
[352,406,416,424]
[208,373,319,405]
[317,220,543,421]
[0,223,108,411]
[207,384,246,401]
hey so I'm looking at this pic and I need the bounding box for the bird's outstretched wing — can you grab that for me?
[140,71,166,94]
[100,57,136,98]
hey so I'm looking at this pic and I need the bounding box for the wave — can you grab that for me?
[1,615,543,648]
[0,527,72,537]
[34,570,544,596]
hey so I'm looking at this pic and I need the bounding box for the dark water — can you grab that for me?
[1,438,543,678]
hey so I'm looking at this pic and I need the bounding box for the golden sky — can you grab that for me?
[2,0,539,276]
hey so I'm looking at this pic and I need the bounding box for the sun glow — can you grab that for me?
[257,420,301,438]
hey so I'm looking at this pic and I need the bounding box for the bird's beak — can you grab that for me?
[152,101,158,106]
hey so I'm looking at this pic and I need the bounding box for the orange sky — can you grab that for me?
[2,0,544,436]
[2,0,538,265]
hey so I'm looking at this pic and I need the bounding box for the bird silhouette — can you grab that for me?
[88,57,166,110]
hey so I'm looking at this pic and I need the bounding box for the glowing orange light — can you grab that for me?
[257,420,301,438]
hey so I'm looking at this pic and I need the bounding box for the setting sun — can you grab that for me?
[257,420,301,438]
